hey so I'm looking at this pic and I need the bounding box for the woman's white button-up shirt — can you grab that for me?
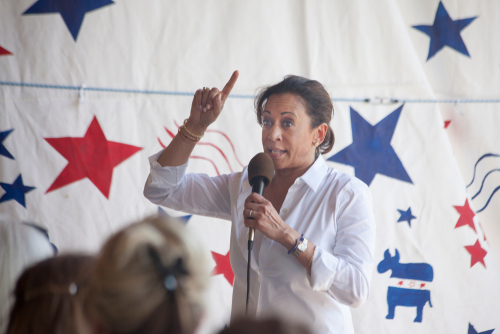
[144,150,376,334]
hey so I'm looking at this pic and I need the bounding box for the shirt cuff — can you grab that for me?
[309,246,340,291]
[145,149,189,188]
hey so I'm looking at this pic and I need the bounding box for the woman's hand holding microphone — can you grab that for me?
[243,193,316,272]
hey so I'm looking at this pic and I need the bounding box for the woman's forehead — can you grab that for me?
[264,93,307,116]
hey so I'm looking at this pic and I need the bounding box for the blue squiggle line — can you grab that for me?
[477,185,500,213]
[472,169,500,199]
[467,153,500,187]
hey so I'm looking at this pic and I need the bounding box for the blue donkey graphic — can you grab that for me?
[377,249,434,323]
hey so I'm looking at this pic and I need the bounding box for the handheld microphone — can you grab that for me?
[245,152,274,314]
[247,152,274,248]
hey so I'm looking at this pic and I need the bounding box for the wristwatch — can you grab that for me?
[292,237,308,257]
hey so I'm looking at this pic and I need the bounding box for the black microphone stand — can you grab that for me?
[246,176,266,315]
[246,237,253,314]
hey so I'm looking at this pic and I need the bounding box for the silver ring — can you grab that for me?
[249,209,253,218]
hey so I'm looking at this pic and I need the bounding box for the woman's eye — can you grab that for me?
[283,121,293,128]
[262,119,272,127]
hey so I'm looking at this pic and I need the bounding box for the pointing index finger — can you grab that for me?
[221,70,239,99]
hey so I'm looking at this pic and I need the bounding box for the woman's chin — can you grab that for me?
[270,157,287,170]
[263,150,290,169]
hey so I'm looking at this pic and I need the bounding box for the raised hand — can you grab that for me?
[186,70,239,135]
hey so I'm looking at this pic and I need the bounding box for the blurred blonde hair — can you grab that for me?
[84,216,209,334]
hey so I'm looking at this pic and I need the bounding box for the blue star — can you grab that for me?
[0,129,15,160]
[397,207,416,227]
[412,1,477,61]
[328,105,412,186]
[23,0,115,41]
[178,215,193,224]
[158,207,192,224]
[0,174,36,208]
[468,323,495,334]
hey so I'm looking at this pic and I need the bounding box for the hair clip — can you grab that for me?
[24,282,78,301]
[147,245,189,292]
[69,283,78,295]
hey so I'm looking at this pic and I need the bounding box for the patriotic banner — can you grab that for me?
[1,1,499,333]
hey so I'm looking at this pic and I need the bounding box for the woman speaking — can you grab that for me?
[144,71,376,334]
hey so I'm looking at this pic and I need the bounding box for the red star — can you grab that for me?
[444,120,451,128]
[465,240,487,268]
[45,116,141,198]
[0,46,12,56]
[453,199,476,232]
[211,251,234,286]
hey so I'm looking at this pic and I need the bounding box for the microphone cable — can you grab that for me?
[246,239,253,314]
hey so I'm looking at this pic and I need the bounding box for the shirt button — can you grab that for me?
[283,208,288,213]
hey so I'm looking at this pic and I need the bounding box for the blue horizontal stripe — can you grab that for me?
[1,81,500,103]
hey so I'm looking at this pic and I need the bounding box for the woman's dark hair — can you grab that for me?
[255,75,335,155]
[7,254,94,334]
[219,317,312,334]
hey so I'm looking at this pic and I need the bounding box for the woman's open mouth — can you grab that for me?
[268,148,287,157]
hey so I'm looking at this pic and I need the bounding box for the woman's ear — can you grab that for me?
[315,123,328,144]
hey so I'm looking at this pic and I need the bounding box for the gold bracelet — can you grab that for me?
[178,126,200,142]
[182,119,204,140]
[306,246,317,269]
[177,129,199,143]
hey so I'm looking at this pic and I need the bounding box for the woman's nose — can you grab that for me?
[268,124,282,141]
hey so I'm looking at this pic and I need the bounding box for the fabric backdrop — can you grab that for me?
[1,1,499,333]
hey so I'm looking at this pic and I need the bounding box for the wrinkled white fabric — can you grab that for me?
[144,150,376,334]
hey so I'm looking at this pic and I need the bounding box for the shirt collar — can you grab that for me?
[242,157,328,193]
[295,156,328,192]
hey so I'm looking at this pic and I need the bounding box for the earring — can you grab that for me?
[314,142,319,147]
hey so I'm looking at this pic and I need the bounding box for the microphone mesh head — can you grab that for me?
[248,153,274,186]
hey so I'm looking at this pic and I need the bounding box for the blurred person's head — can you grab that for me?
[84,217,209,334]
[220,317,312,334]
[6,254,94,334]
[0,220,55,334]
